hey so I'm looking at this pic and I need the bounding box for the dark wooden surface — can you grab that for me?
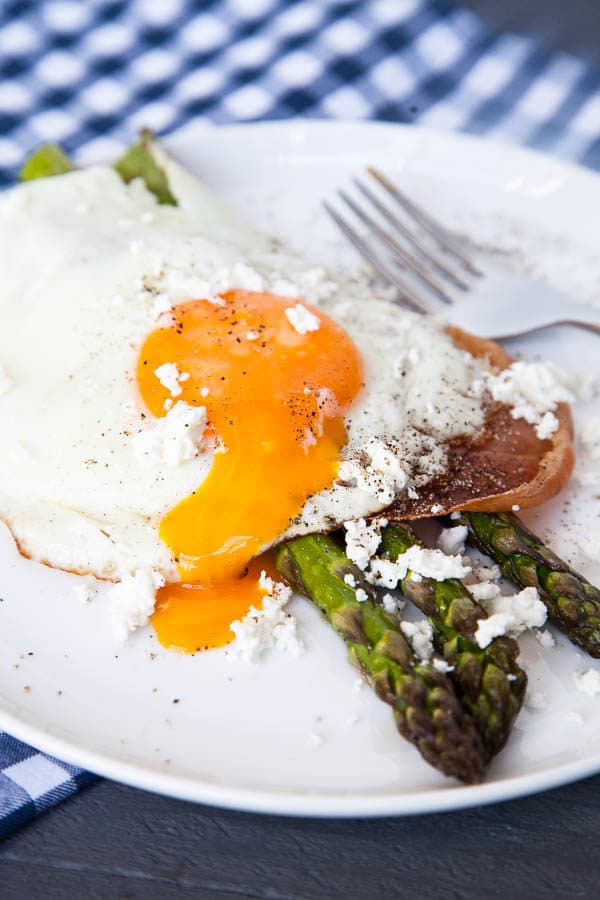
[2,3,600,898]
[2,774,600,899]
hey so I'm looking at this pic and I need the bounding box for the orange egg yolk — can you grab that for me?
[136,290,363,652]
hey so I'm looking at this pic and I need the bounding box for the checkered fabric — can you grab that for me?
[1,0,600,186]
[0,734,96,840]
[1,0,600,839]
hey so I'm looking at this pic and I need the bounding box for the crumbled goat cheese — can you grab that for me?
[367,557,407,589]
[232,261,264,292]
[467,581,502,603]
[574,669,600,697]
[0,363,11,395]
[154,362,189,398]
[133,401,207,466]
[474,587,547,648]
[285,303,321,334]
[344,517,384,570]
[73,580,94,604]
[430,503,443,514]
[229,572,303,663]
[536,629,556,649]
[407,485,419,500]
[432,658,454,674]
[472,563,501,583]
[109,568,165,641]
[339,438,408,504]
[344,573,357,587]
[382,593,404,615]
[437,525,468,556]
[483,361,573,440]
[369,546,471,589]
[526,691,548,710]
[355,588,368,603]
[400,619,434,661]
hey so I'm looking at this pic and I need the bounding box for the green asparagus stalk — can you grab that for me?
[19,143,75,181]
[114,129,178,206]
[275,534,485,784]
[380,524,526,761]
[20,131,177,206]
[464,511,600,658]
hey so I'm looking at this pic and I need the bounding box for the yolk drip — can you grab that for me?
[136,290,363,652]
[151,555,277,653]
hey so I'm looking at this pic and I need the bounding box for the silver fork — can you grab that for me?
[325,168,600,340]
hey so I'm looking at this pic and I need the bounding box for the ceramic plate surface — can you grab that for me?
[2,121,600,816]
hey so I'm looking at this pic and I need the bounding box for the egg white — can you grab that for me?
[0,160,486,582]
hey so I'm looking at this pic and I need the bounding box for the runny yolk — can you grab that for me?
[136,290,363,652]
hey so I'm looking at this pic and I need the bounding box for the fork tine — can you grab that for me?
[323,201,436,314]
[338,189,454,304]
[368,167,483,276]
[352,178,469,291]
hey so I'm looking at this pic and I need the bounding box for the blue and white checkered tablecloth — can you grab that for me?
[1,0,600,839]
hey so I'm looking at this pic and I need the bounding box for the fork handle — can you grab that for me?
[562,319,600,337]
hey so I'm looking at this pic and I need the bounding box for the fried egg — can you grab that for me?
[0,158,488,648]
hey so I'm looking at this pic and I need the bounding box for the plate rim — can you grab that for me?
[3,117,600,817]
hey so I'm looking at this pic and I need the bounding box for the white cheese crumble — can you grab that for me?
[344,517,384,570]
[73,580,94,604]
[229,572,303,663]
[474,587,547,648]
[573,669,600,696]
[536,629,556,649]
[285,303,321,334]
[109,568,165,641]
[382,593,405,615]
[0,363,11,395]
[368,546,470,589]
[355,588,368,603]
[526,690,548,710]
[154,362,190,398]
[483,361,573,440]
[400,619,434,661]
[343,573,357,587]
[432,658,454,674]
[339,438,408,504]
[232,261,264,292]
[467,581,502,603]
[132,401,207,466]
[437,525,468,556]
[152,294,172,319]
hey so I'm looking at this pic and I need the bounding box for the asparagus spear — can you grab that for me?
[380,524,526,760]
[20,132,177,206]
[464,511,600,658]
[19,143,75,181]
[275,534,485,784]
[114,129,178,206]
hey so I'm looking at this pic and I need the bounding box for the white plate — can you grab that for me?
[2,120,600,817]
